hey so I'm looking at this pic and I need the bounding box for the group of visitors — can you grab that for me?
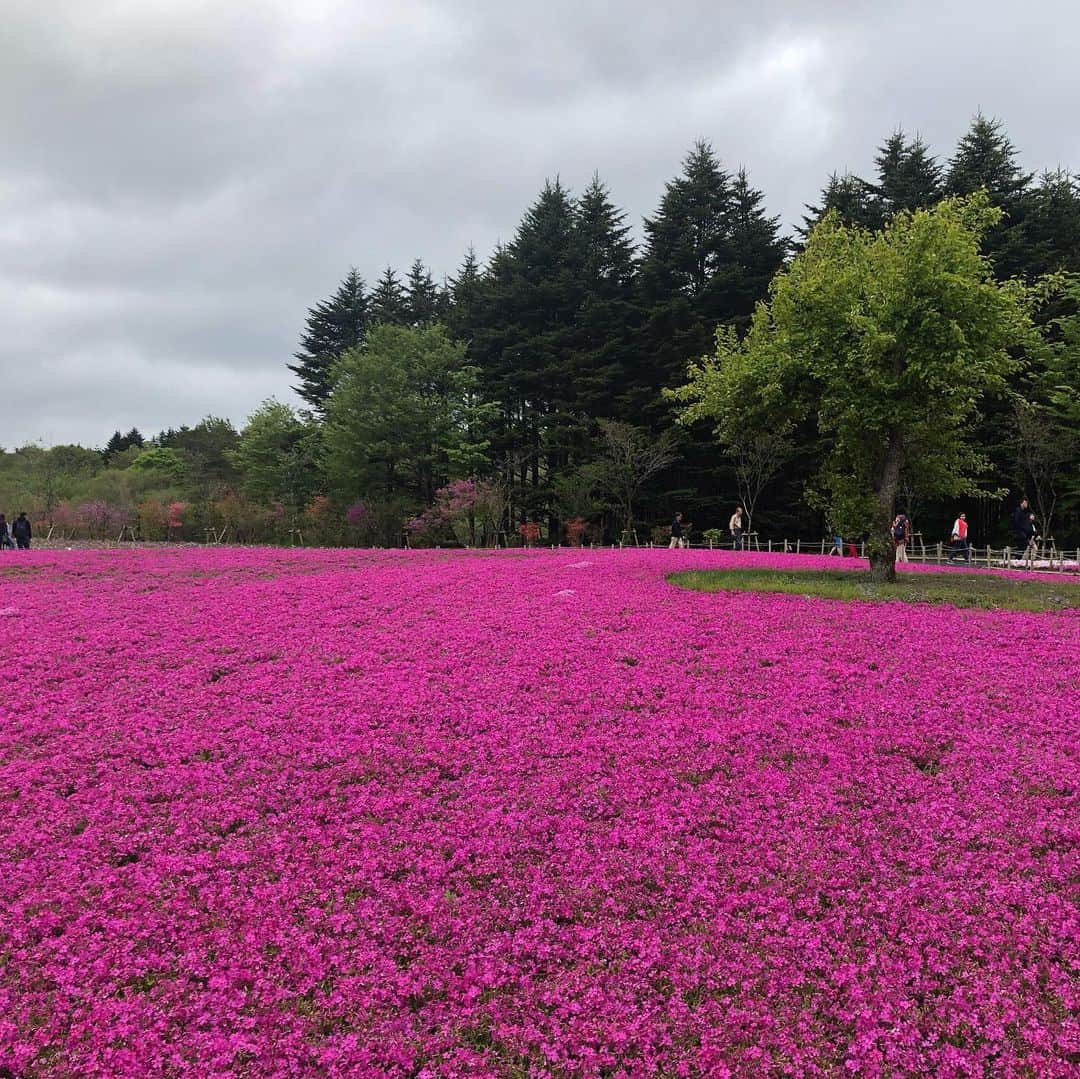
[947,500,1041,564]
[0,512,32,550]
[668,507,747,550]
[1011,498,1041,556]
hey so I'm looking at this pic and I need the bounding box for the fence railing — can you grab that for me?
[645,535,1080,573]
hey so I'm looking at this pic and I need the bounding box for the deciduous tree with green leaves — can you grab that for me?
[670,194,1036,581]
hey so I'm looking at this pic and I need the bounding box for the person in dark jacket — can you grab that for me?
[669,512,686,549]
[11,513,32,550]
[0,514,13,549]
[1020,512,1040,559]
[1011,499,1031,550]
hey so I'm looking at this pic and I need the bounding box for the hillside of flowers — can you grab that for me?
[0,548,1077,1077]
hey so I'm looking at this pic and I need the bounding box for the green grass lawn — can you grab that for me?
[670,567,1079,612]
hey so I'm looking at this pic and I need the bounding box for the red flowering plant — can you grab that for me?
[565,517,587,547]
[518,520,541,547]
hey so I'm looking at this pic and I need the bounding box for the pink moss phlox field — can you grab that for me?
[0,548,1077,1077]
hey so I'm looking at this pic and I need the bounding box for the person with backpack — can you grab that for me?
[892,513,910,563]
[11,512,32,550]
[947,511,970,564]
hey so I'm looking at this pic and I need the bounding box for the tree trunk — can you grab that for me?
[868,429,904,583]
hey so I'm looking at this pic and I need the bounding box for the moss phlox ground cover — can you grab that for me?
[0,548,1077,1077]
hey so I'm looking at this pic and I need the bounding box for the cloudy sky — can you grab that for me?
[4,0,1078,448]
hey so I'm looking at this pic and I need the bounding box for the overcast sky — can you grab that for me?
[4,0,1078,449]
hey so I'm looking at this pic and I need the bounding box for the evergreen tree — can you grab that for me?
[637,144,787,527]
[874,131,942,216]
[640,140,733,303]
[104,430,126,461]
[947,113,1033,279]
[570,174,639,420]
[405,258,440,326]
[710,167,788,329]
[445,247,483,344]
[801,172,882,236]
[497,179,583,474]
[1024,170,1080,277]
[947,113,1032,201]
[369,266,408,326]
[635,141,735,416]
[287,268,368,411]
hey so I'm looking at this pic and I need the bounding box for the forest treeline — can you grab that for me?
[2,114,1078,548]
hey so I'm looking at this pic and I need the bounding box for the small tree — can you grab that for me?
[726,428,793,531]
[1013,398,1076,544]
[670,195,1036,581]
[593,419,678,537]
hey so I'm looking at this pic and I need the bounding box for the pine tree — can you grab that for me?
[801,172,883,236]
[445,247,483,343]
[287,268,368,411]
[640,140,733,303]
[947,113,1032,201]
[570,174,638,420]
[1023,169,1080,277]
[709,167,788,330]
[637,144,784,528]
[369,266,408,326]
[405,258,440,326]
[502,179,583,478]
[104,430,125,460]
[874,131,942,216]
[947,113,1034,280]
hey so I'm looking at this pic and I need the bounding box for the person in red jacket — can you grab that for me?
[947,512,970,564]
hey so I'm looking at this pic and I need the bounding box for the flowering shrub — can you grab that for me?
[565,517,587,546]
[518,520,541,546]
[344,501,368,529]
[410,480,508,548]
[165,501,187,539]
[0,548,1076,1076]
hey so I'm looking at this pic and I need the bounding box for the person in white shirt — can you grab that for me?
[729,507,745,551]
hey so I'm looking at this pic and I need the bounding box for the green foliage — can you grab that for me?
[369,266,408,326]
[288,268,368,411]
[229,400,317,512]
[322,323,495,508]
[670,194,1037,577]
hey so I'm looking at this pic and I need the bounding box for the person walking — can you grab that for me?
[0,514,13,550]
[947,511,970,564]
[892,513,910,563]
[1021,511,1040,562]
[1011,498,1031,552]
[669,512,686,549]
[729,507,745,551]
[11,512,32,550]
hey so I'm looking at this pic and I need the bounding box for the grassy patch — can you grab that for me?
[670,568,1078,612]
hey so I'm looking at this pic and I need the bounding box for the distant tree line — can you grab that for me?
[2,114,1077,549]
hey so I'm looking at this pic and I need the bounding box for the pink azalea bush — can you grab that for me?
[0,548,1076,1077]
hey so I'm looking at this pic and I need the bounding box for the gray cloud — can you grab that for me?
[3,0,1078,447]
